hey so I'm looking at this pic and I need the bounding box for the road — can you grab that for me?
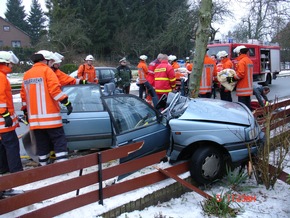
[15,72,290,156]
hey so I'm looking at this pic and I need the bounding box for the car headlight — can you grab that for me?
[248,121,260,140]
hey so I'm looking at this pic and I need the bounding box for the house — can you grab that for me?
[0,16,31,48]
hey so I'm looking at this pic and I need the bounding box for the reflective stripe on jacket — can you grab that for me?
[137,60,148,84]
[199,55,217,94]
[21,62,68,130]
[154,60,176,95]
[234,54,253,96]
[77,64,96,83]
[0,65,19,133]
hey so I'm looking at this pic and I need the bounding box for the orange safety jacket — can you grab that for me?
[77,63,96,83]
[199,55,217,94]
[54,68,78,86]
[217,58,234,91]
[137,60,148,84]
[185,62,193,71]
[234,54,253,96]
[20,62,68,130]
[154,60,176,95]
[171,61,180,70]
[0,65,19,133]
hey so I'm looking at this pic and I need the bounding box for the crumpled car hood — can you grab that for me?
[178,98,252,125]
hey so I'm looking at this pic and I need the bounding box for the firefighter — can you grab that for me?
[147,53,163,87]
[198,50,217,98]
[216,50,234,102]
[0,51,23,175]
[51,52,88,86]
[115,57,132,94]
[20,50,73,166]
[77,55,98,83]
[154,54,176,99]
[168,55,180,70]
[185,57,193,71]
[227,45,253,109]
[252,84,270,109]
[137,55,148,99]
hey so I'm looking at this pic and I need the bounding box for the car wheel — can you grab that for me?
[189,146,224,185]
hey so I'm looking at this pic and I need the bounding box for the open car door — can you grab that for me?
[61,84,113,151]
[102,94,170,162]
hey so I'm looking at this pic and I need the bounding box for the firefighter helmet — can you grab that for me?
[0,51,19,64]
[233,45,247,54]
[139,55,147,60]
[85,55,94,61]
[217,51,228,59]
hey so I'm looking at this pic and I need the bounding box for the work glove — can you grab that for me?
[226,77,236,83]
[265,101,269,107]
[61,98,73,115]
[1,111,13,127]
[79,80,88,85]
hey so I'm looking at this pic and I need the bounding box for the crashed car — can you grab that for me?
[22,84,264,185]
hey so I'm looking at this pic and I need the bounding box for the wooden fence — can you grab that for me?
[0,142,189,217]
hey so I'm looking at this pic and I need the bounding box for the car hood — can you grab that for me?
[178,98,252,125]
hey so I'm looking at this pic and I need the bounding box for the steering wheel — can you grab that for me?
[134,114,150,128]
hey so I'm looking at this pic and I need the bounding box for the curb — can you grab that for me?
[99,176,196,218]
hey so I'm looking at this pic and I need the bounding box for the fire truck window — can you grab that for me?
[248,48,255,57]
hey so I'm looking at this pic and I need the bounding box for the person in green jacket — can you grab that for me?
[116,57,132,94]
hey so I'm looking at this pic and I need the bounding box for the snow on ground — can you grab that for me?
[3,153,290,218]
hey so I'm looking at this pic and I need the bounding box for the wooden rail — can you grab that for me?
[0,142,190,217]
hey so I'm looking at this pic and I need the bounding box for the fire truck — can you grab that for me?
[207,40,281,84]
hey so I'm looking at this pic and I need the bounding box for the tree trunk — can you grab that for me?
[188,0,213,98]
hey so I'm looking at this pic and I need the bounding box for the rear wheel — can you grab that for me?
[189,146,225,185]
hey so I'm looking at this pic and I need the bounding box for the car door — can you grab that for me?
[102,94,170,162]
[61,84,113,151]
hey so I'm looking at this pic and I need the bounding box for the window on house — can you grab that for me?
[11,41,21,47]
[3,26,10,31]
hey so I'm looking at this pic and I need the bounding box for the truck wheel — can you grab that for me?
[189,146,225,185]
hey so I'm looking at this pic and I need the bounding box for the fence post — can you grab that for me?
[98,152,103,205]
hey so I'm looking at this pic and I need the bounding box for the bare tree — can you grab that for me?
[231,0,290,41]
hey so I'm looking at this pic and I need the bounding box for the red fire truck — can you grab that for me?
[207,40,281,84]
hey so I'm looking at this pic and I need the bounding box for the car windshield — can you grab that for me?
[61,84,104,112]
[103,95,158,133]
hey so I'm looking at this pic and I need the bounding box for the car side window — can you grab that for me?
[101,69,113,79]
[103,96,157,134]
[61,84,104,112]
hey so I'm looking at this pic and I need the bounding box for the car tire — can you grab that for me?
[189,146,225,185]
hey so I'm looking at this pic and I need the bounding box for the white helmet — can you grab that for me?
[217,51,228,59]
[53,52,64,64]
[233,45,247,54]
[139,55,147,60]
[168,55,177,61]
[186,57,189,60]
[0,51,19,64]
[85,55,94,61]
[36,50,55,60]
